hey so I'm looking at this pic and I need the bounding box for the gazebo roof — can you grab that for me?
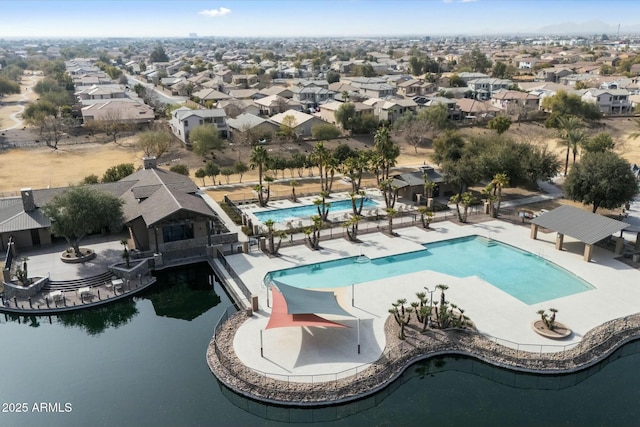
[530,205,629,245]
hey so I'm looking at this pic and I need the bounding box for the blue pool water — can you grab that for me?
[253,197,378,223]
[266,235,594,305]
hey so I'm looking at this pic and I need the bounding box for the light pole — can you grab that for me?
[424,286,435,327]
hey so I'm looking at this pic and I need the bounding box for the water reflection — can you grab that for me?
[57,298,139,335]
[221,339,640,424]
[140,262,221,321]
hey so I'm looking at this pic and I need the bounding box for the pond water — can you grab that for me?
[1,263,639,427]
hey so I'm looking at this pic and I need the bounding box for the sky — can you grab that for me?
[1,0,640,39]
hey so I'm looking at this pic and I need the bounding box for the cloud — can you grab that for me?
[198,7,231,17]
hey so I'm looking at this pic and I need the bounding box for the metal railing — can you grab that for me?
[216,251,252,300]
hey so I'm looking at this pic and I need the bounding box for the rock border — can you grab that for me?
[60,247,96,263]
[207,313,640,407]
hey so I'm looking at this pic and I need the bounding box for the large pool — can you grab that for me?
[253,197,378,223]
[266,235,594,305]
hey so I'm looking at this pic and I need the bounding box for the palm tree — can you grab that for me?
[305,215,323,249]
[264,219,285,256]
[289,180,298,202]
[490,173,509,218]
[417,207,434,228]
[263,175,275,205]
[250,146,269,206]
[556,116,586,176]
[423,175,436,200]
[385,207,397,236]
[374,126,399,182]
[313,191,331,221]
[449,192,474,223]
[344,214,361,242]
[311,141,331,193]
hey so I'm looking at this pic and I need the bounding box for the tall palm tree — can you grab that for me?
[289,180,298,202]
[490,173,509,218]
[374,126,399,182]
[556,116,585,176]
[311,141,331,193]
[249,145,269,187]
[250,145,269,206]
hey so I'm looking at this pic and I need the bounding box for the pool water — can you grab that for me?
[253,197,378,223]
[266,235,594,305]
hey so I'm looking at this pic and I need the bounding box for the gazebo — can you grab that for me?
[529,205,629,262]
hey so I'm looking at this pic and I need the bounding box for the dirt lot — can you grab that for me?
[1,75,639,202]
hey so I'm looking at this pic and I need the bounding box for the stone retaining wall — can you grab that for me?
[207,312,640,406]
[2,276,48,299]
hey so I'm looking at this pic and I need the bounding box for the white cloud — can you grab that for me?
[198,7,231,17]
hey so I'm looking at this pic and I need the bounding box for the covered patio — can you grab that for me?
[530,205,629,262]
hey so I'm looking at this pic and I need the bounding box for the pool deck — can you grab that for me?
[224,214,640,381]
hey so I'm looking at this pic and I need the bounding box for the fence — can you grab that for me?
[210,308,640,403]
[216,251,252,301]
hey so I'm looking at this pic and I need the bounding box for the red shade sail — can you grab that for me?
[265,286,349,330]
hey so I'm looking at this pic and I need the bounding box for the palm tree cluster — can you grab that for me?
[248,131,403,237]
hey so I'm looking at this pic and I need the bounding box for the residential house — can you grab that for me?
[413,96,462,120]
[72,72,113,87]
[362,98,417,123]
[215,70,233,83]
[227,88,263,100]
[218,99,261,117]
[396,79,437,97]
[75,85,127,103]
[192,88,231,104]
[455,99,501,120]
[254,95,302,116]
[269,109,327,137]
[169,107,229,145]
[579,88,631,114]
[466,78,512,100]
[81,100,154,124]
[490,90,541,115]
[457,72,490,83]
[517,56,541,70]
[290,85,336,110]
[227,113,279,139]
[231,74,258,89]
[258,86,293,99]
[317,101,374,127]
[535,67,574,83]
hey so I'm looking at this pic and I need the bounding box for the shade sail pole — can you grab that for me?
[357,318,360,354]
[352,283,354,307]
[260,329,264,358]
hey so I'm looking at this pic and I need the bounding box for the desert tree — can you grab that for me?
[169,164,189,176]
[42,186,124,257]
[136,130,173,160]
[564,151,638,213]
[189,124,224,157]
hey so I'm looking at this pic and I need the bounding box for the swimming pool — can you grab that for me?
[253,197,378,223]
[266,236,594,305]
